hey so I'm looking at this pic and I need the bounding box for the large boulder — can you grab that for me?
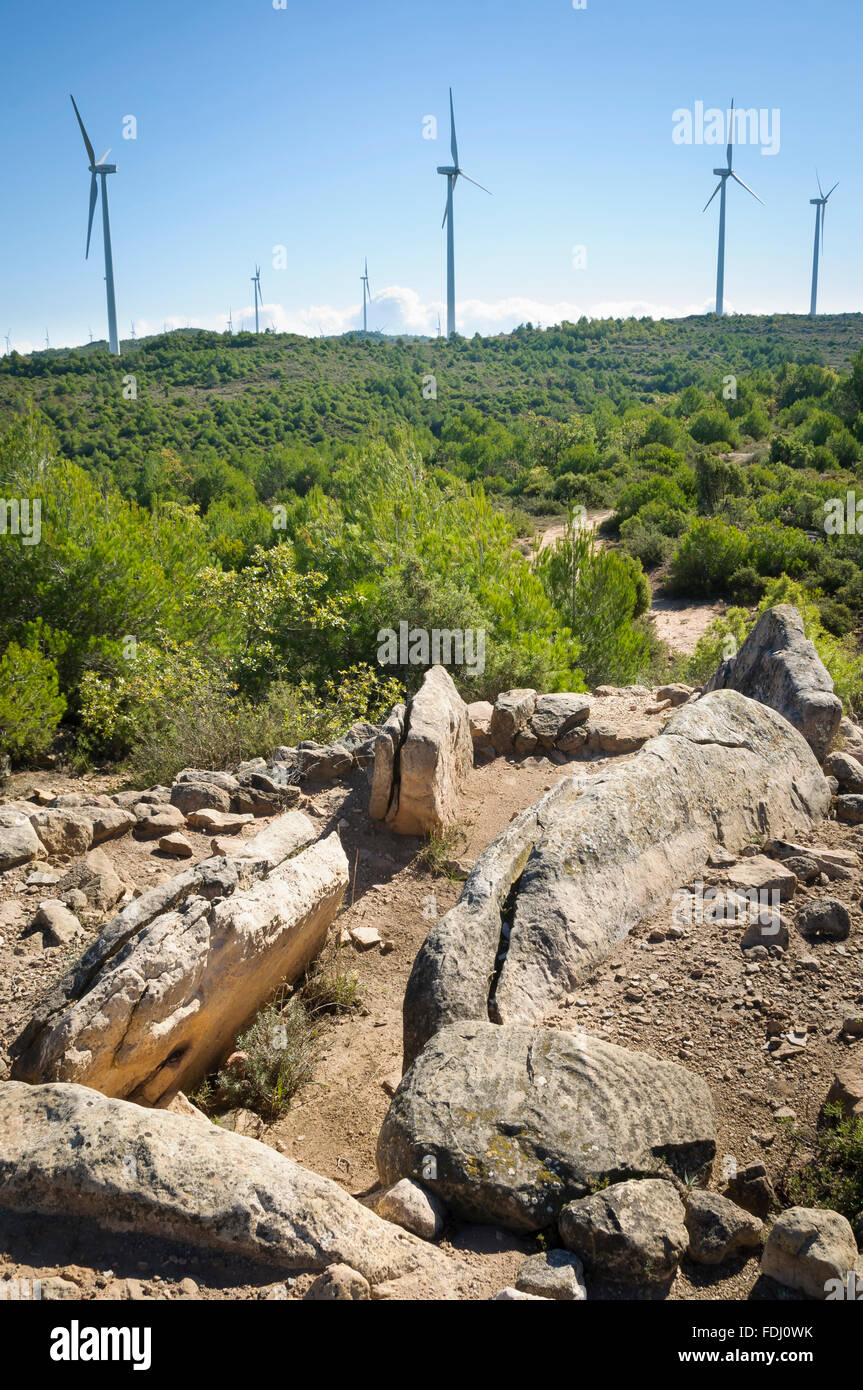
[704,604,842,760]
[12,829,344,1104]
[761,1207,858,1299]
[559,1179,689,1285]
[684,1189,764,1265]
[529,693,591,749]
[378,1021,715,1233]
[0,807,44,870]
[385,667,472,836]
[404,691,828,1061]
[368,705,405,821]
[27,808,93,859]
[0,1082,461,1290]
[54,848,125,912]
[490,689,537,754]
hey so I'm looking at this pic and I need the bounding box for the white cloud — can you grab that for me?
[15,288,726,355]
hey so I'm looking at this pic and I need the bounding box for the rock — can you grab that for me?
[350,924,382,950]
[41,1276,84,1300]
[27,808,93,859]
[185,808,255,834]
[724,1163,776,1219]
[467,701,494,745]
[490,689,537,754]
[0,1082,461,1288]
[378,1021,715,1232]
[305,1264,371,1300]
[684,1190,764,1264]
[585,717,661,755]
[741,913,789,952]
[159,832,194,859]
[515,1249,586,1301]
[492,1286,550,1300]
[221,1108,265,1139]
[823,750,863,793]
[835,794,863,825]
[170,781,232,817]
[230,811,317,869]
[0,808,44,870]
[779,855,821,886]
[175,768,240,794]
[559,1179,688,1285]
[54,849,125,911]
[722,855,798,902]
[160,1091,210,1125]
[493,693,828,1028]
[704,604,842,760]
[404,692,828,1064]
[12,834,349,1103]
[513,729,539,755]
[296,743,354,783]
[764,839,859,881]
[529,693,591,749]
[375,1179,446,1241]
[34,900,84,947]
[386,667,472,836]
[826,1062,863,1118]
[797,897,851,941]
[368,705,406,821]
[761,1206,858,1299]
[656,684,694,707]
[133,805,186,840]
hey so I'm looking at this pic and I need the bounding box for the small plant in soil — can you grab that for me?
[780,1103,863,1225]
[196,998,319,1123]
[417,826,466,878]
[299,939,363,1016]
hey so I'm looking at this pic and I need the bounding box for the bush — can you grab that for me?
[784,1104,863,1225]
[206,998,318,1121]
[0,640,66,761]
[667,519,749,597]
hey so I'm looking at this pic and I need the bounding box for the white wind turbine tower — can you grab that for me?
[361,259,371,333]
[809,174,839,316]
[71,95,120,355]
[437,88,491,338]
[251,266,263,333]
[703,99,764,315]
[4,333,11,355]
[227,307,233,334]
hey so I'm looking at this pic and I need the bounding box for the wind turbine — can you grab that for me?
[703,99,763,315]
[361,259,371,333]
[809,174,839,316]
[251,266,263,333]
[130,322,136,340]
[437,88,491,338]
[4,332,11,355]
[70,95,120,355]
[227,307,233,334]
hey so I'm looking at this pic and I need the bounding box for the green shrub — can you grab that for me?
[667,518,749,597]
[0,640,66,761]
[784,1103,863,1225]
[207,999,318,1121]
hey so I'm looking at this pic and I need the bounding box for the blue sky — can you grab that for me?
[1,0,860,351]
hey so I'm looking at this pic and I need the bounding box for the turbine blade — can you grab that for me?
[459,171,492,195]
[85,172,98,258]
[816,168,825,199]
[442,201,449,229]
[825,180,839,199]
[731,172,764,205]
[703,181,723,212]
[70,94,95,165]
[97,148,111,166]
[726,97,734,166]
[821,202,826,252]
[450,88,459,168]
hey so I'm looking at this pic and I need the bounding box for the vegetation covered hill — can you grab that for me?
[1,313,862,777]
